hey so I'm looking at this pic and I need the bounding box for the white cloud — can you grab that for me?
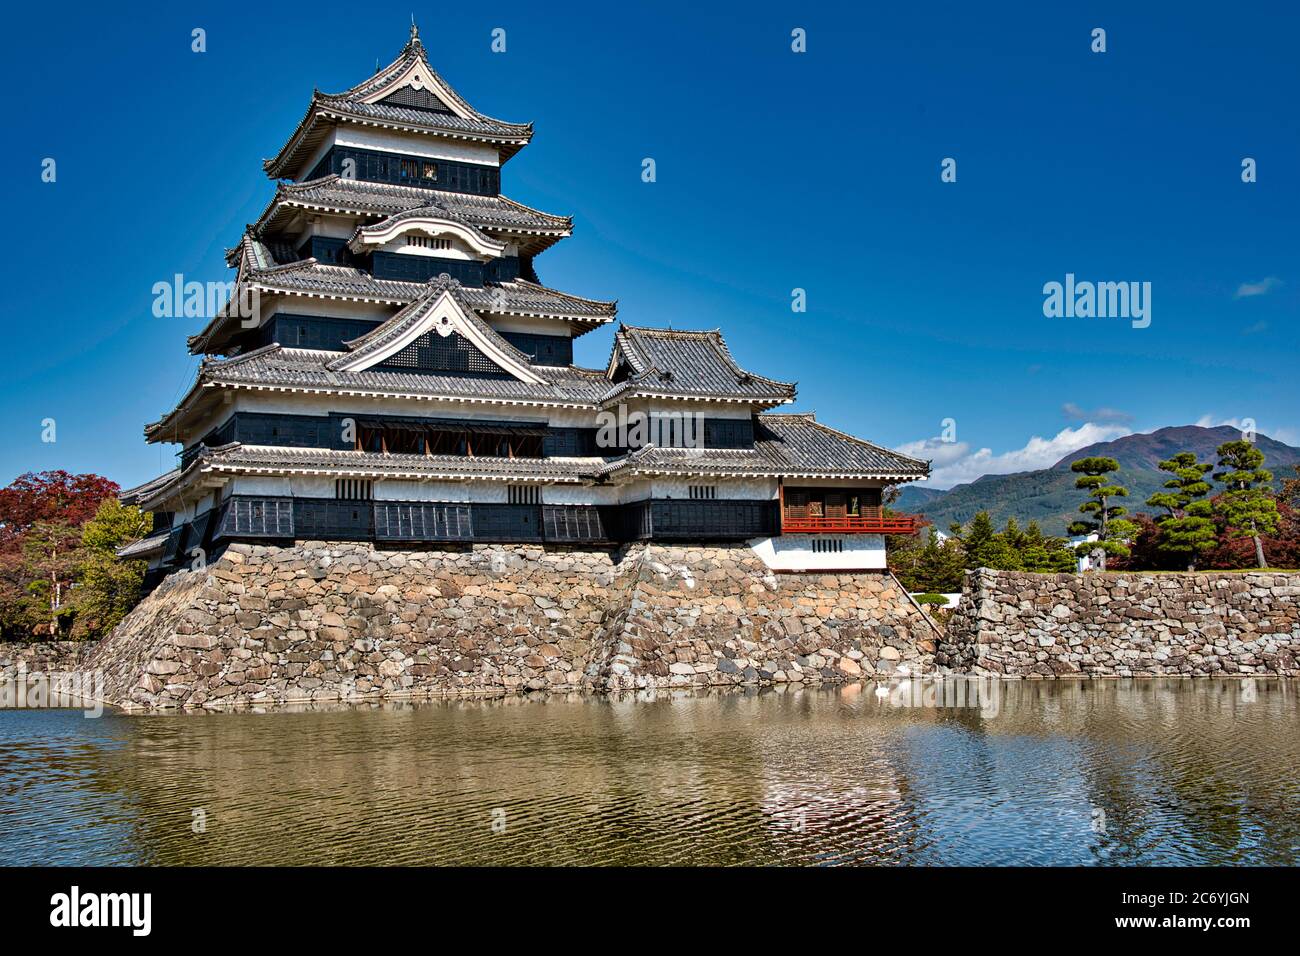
[907,423,1133,490]
[1234,276,1283,298]
[1196,415,1299,447]
[896,436,972,469]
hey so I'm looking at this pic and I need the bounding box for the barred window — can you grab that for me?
[405,235,450,250]
[335,479,373,500]
[508,484,541,504]
[688,485,717,500]
[812,538,844,554]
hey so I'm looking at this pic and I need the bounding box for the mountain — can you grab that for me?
[898,425,1300,536]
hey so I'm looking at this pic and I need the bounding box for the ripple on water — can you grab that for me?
[0,679,1296,866]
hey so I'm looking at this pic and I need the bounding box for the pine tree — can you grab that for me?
[953,511,1022,570]
[1146,451,1217,571]
[1017,519,1078,573]
[1213,440,1280,569]
[1068,456,1137,571]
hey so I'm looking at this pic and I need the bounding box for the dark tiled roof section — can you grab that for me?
[257,176,571,237]
[116,528,170,559]
[189,346,610,404]
[595,414,929,480]
[755,414,929,476]
[264,34,532,177]
[225,262,615,319]
[119,469,181,505]
[187,267,615,355]
[333,32,527,136]
[224,234,299,270]
[603,326,795,403]
[316,97,530,139]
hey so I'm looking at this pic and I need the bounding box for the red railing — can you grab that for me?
[780,507,920,535]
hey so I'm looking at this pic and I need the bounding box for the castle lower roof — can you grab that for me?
[594,414,929,481]
[251,176,572,254]
[189,261,617,354]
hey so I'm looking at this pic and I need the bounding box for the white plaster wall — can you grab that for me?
[372,479,508,503]
[298,219,358,241]
[379,237,477,261]
[487,315,578,337]
[300,127,501,175]
[228,475,335,498]
[649,478,776,500]
[543,484,620,505]
[750,534,887,571]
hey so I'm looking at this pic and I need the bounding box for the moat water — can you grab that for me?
[1,679,1296,866]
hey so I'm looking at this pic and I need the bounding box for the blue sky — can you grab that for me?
[2,0,1296,490]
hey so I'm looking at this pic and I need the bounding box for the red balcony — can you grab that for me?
[780,493,921,535]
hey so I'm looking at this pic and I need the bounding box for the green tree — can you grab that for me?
[1017,520,1078,573]
[1213,440,1280,569]
[1146,451,1217,571]
[19,519,83,636]
[72,500,152,638]
[952,511,1022,570]
[915,527,967,591]
[1068,457,1137,571]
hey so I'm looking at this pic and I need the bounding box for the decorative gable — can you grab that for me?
[327,281,546,384]
[378,85,453,115]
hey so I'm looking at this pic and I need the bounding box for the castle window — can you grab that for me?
[335,479,373,500]
[812,538,844,554]
[422,162,438,181]
[689,485,717,500]
[508,484,541,505]
[399,158,419,180]
[406,235,451,250]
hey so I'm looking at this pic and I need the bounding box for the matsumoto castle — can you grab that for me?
[123,26,928,576]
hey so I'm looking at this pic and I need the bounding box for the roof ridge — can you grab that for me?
[797,417,931,467]
[508,278,616,309]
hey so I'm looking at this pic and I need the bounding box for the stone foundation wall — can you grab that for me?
[84,541,936,710]
[0,641,95,679]
[939,568,1300,677]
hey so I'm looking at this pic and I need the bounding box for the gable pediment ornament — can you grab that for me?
[329,279,545,384]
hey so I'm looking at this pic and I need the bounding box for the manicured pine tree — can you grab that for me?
[1213,440,1280,569]
[1068,456,1137,571]
[1145,451,1217,571]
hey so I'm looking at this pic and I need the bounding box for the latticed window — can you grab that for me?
[689,485,717,500]
[335,479,373,500]
[378,330,502,375]
[508,484,541,504]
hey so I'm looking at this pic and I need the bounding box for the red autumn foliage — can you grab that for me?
[0,471,120,554]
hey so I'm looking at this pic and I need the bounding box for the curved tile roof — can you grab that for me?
[254,176,572,245]
[603,326,795,405]
[264,30,532,178]
[188,266,616,354]
[596,413,928,480]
